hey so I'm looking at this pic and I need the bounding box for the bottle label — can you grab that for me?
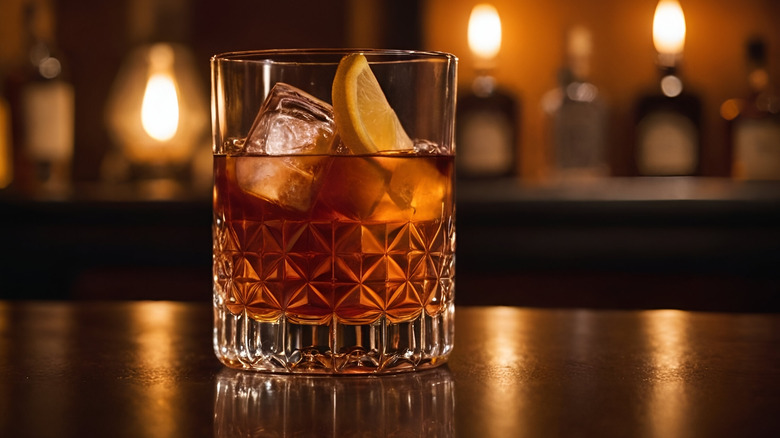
[555,101,607,171]
[637,111,698,175]
[734,118,780,180]
[458,110,513,176]
[21,80,75,162]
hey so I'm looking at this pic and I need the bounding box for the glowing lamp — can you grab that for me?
[141,54,180,142]
[106,43,208,173]
[468,4,502,69]
[653,0,686,68]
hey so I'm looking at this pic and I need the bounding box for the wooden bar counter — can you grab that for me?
[1,301,779,437]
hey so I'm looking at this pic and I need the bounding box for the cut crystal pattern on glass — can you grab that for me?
[213,215,455,373]
[219,218,451,321]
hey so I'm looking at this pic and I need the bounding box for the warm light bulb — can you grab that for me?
[106,42,209,168]
[653,0,686,63]
[141,73,179,141]
[468,4,502,61]
[141,44,180,142]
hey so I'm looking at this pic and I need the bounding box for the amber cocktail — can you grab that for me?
[211,50,457,373]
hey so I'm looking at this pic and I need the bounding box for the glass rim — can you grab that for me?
[210,48,458,65]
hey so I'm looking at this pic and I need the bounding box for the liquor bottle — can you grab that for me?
[721,37,780,180]
[455,4,519,179]
[542,26,609,180]
[633,0,702,176]
[7,0,74,196]
[633,75,701,176]
[456,76,519,178]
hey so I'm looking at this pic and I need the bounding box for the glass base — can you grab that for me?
[213,301,454,374]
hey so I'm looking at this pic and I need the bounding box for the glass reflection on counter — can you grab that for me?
[464,307,529,438]
[214,367,454,437]
[641,310,693,438]
[130,302,180,438]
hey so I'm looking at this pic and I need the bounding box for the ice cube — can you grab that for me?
[235,156,329,213]
[236,83,338,212]
[245,82,337,155]
[385,159,449,221]
[318,157,390,219]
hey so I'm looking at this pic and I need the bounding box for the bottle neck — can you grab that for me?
[565,26,593,84]
[560,29,598,102]
[471,74,496,98]
[559,61,598,103]
[748,67,779,113]
[655,63,685,98]
[748,66,769,93]
[23,0,66,81]
[744,38,778,113]
[568,53,591,84]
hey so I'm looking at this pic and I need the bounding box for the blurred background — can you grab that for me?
[1,0,778,311]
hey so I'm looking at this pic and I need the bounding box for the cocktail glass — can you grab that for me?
[211,49,457,374]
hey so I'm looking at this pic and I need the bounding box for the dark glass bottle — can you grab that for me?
[722,37,780,180]
[6,0,74,196]
[633,67,702,176]
[455,75,519,179]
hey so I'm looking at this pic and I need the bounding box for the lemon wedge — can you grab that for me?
[332,53,413,154]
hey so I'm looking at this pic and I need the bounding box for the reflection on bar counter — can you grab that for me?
[633,0,702,177]
[214,367,455,437]
[722,37,780,180]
